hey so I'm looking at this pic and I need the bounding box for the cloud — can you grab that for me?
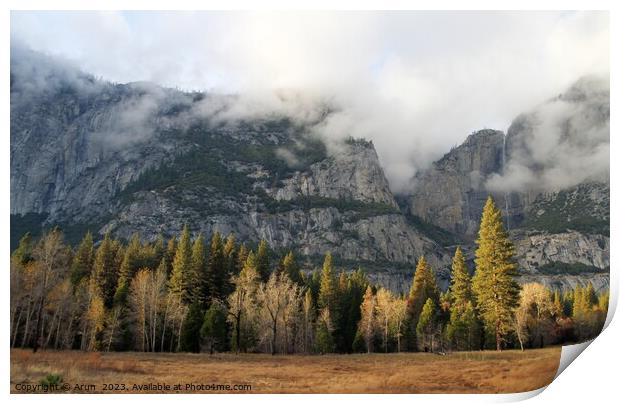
[10,11,609,192]
[486,75,610,193]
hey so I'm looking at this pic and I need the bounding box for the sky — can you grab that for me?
[10,11,610,191]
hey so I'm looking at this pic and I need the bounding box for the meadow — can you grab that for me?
[10,347,561,394]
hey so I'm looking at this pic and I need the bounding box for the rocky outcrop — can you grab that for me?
[408,129,505,238]
[102,164,450,271]
[512,230,609,272]
[266,140,398,207]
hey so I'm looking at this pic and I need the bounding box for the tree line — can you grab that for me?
[10,197,608,354]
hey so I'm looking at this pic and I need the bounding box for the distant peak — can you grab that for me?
[463,129,504,145]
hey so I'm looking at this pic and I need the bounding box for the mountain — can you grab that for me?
[406,76,610,291]
[10,46,609,292]
[407,129,506,239]
[10,46,450,285]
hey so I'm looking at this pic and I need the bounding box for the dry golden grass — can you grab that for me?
[10,347,560,394]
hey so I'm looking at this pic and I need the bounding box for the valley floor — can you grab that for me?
[10,347,560,394]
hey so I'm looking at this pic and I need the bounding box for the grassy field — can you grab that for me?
[10,347,561,394]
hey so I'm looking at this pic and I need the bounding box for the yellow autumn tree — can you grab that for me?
[472,196,520,351]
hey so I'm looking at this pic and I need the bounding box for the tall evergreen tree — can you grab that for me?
[315,308,335,354]
[447,301,480,351]
[278,251,302,285]
[169,225,193,304]
[70,231,94,286]
[206,232,225,303]
[92,232,119,309]
[255,239,271,282]
[151,234,165,269]
[236,243,249,275]
[222,233,237,295]
[471,196,520,351]
[190,233,208,305]
[164,236,177,277]
[450,247,472,307]
[318,253,335,311]
[179,301,204,352]
[405,256,439,350]
[117,233,143,288]
[416,298,437,352]
[447,246,481,350]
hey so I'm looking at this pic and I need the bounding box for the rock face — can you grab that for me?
[408,129,505,238]
[266,140,398,208]
[512,230,609,272]
[10,46,187,223]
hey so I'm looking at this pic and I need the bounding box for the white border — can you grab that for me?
[3,1,617,403]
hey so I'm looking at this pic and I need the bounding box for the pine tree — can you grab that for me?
[450,247,472,307]
[169,225,193,304]
[572,283,596,340]
[179,301,203,352]
[405,256,439,350]
[117,233,143,291]
[190,233,207,305]
[222,233,237,295]
[278,251,302,284]
[553,290,563,318]
[461,302,479,350]
[318,252,334,311]
[255,239,271,282]
[236,243,249,275]
[584,282,595,307]
[447,300,480,351]
[447,246,480,350]
[164,236,177,277]
[70,231,94,286]
[151,234,165,269]
[12,233,33,266]
[92,232,119,309]
[201,302,228,354]
[315,307,335,354]
[206,232,225,303]
[471,196,520,351]
[341,269,368,353]
[416,298,437,352]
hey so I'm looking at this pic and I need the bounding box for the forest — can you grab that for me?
[10,197,608,355]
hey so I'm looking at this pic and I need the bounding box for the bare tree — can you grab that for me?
[227,259,259,353]
[301,290,315,353]
[358,286,376,353]
[375,288,394,353]
[257,272,299,355]
[129,269,150,351]
[30,230,70,352]
[392,297,408,353]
